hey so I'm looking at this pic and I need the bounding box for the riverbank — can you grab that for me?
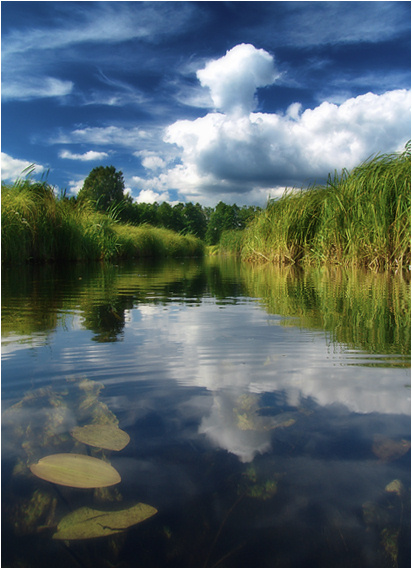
[1,180,204,264]
[221,144,411,271]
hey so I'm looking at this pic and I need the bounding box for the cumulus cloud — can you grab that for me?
[141,155,166,171]
[1,152,45,181]
[59,149,109,161]
[66,179,85,196]
[196,43,279,115]
[132,184,172,204]
[132,44,410,205]
[134,151,167,171]
[156,87,410,205]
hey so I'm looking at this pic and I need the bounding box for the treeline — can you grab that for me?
[1,165,259,264]
[71,165,260,244]
[115,200,260,245]
[220,143,411,271]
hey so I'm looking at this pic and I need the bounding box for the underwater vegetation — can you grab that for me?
[2,377,157,547]
[2,378,410,567]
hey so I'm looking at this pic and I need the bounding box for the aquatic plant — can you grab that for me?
[372,435,411,462]
[3,377,157,547]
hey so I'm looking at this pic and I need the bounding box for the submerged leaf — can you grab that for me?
[381,527,399,565]
[246,479,278,500]
[372,435,411,462]
[53,502,158,540]
[30,453,121,488]
[385,479,404,496]
[71,424,130,451]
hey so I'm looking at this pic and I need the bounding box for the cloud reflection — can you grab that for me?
[121,301,410,462]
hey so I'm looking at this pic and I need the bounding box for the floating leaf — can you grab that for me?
[71,424,130,451]
[30,453,121,488]
[372,435,411,462]
[53,502,157,540]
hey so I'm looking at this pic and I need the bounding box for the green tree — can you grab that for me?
[205,202,238,245]
[78,166,126,212]
[182,202,207,239]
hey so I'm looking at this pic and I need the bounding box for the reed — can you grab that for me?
[218,229,245,255]
[1,179,204,264]
[241,143,411,270]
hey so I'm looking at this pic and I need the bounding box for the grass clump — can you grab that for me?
[218,229,246,255]
[1,178,204,264]
[241,143,411,270]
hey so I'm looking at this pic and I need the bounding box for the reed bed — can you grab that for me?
[241,143,411,270]
[1,179,204,264]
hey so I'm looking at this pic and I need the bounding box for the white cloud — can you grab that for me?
[134,151,167,171]
[53,126,150,148]
[66,179,85,196]
[131,44,409,206]
[3,3,196,57]
[197,43,279,115]
[1,77,74,101]
[59,150,109,161]
[152,87,410,205]
[133,186,172,204]
[278,2,410,47]
[2,3,197,102]
[141,156,166,171]
[1,153,45,181]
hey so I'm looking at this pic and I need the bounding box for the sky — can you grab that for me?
[1,1,411,207]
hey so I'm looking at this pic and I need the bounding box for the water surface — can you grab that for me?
[2,258,410,567]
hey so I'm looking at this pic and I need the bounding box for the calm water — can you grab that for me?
[2,258,410,568]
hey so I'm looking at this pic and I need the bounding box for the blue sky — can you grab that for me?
[2,1,411,206]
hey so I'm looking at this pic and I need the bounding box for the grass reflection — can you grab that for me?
[2,259,410,357]
[238,263,411,357]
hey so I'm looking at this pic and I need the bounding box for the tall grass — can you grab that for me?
[1,179,204,264]
[218,229,245,255]
[241,143,411,270]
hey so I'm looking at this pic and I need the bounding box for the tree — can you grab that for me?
[205,202,239,245]
[182,202,207,239]
[78,166,125,212]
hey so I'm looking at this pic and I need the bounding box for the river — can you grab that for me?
[1,257,410,567]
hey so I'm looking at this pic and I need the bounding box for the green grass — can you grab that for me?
[218,229,246,255]
[1,179,204,264]
[241,143,411,270]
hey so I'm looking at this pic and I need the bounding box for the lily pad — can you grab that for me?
[53,502,157,540]
[29,453,121,488]
[71,424,130,451]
